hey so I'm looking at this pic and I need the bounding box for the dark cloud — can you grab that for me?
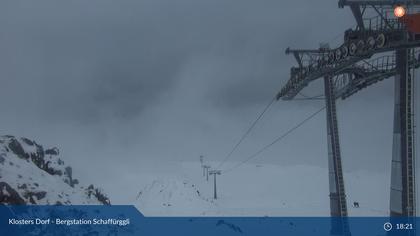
[0,0,356,123]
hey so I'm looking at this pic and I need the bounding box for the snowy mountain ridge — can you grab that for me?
[0,135,110,205]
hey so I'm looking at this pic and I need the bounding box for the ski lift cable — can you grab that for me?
[215,22,349,170]
[222,106,326,174]
[215,22,347,170]
[217,96,277,169]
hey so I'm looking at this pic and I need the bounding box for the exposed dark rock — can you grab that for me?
[21,138,34,146]
[8,138,29,160]
[45,147,59,155]
[34,191,47,200]
[64,166,78,187]
[44,161,63,176]
[30,151,46,171]
[0,182,25,205]
[23,190,47,204]
[0,154,5,164]
[86,185,111,205]
[17,184,27,189]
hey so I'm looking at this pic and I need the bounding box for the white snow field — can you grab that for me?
[133,161,389,217]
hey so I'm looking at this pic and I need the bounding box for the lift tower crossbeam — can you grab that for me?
[335,50,420,99]
[277,38,420,101]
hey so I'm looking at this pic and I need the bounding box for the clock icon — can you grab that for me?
[384,222,393,232]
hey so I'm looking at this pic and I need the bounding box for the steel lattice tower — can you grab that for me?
[276,1,420,234]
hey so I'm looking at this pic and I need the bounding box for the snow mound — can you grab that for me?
[0,135,110,205]
[135,178,216,216]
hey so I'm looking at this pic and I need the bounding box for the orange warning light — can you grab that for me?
[394,5,406,18]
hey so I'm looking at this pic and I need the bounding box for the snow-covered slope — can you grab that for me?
[135,178,216,216]
[134,162,389,217]
[0,135,110,205]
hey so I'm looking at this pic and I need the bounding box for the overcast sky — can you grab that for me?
[0,0,418,203]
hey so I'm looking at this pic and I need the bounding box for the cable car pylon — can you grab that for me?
[276,1,420,235]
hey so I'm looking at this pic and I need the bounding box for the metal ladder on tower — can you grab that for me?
[325,76,350,235]
[406,50,416,217]
[328,78,348,217]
